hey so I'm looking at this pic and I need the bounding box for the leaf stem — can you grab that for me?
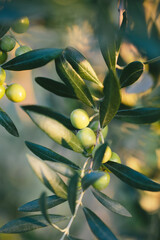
[89,112,99,122]
[143,56,160,65]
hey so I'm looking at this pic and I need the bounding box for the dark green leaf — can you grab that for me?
[120,61,144,88]
[25,141,80,170]
[68,173,79,215]
[93,143,108,170]
[2,48,62,71]
[22,106,84,153]
[83,207,118,240]
[64,47,103,87]
[39,192,53,227]
[105,161,160,191]
[0,24,10,38]
[18,195,66,212]
[35,77,77,99]
[0,214,68,233]
[0,108,19,137]
[92,189,132,217]
[55,53,95,108]
[82,171,106,191]
[116,11,127,52]
[46,162,75,178]
[115,107,160,124]
[27,155,68,199]
[100,70,121,127]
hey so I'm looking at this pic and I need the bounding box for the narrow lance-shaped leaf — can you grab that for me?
[25,141,80,170]
[2,48,63,71]
[46,161,76,178]
[0,24,10,38]
[64,47,103,87]
[116,11,127,52]
[35,77,77,99]
[82,171,106,191]
[0,108,19,137]
[27,154,68,199]
[120,61,144,88]
[68,173,79,215]
[18,195,66,212]
[105,161,160,192]
[92,189,132,217]
[0,214,68,233]
[115,107,160,124]
[39,192,54,227]
[93,143,108,170]
[55,53,95,108]
[22,105,84,153]
[100,70,121,127]
[83,207,118,240]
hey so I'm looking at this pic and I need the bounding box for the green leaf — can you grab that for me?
[55,53,95,108]
[25,141,80,170]
[18,195,66,212]
[0,108,19,137]
[115,107,160,124]
[83,207,118,240]
[120,61,144,88]
[2,48,62,71]
[27,154,68,199]
[100,70,121,127]
[68,173,79,215]
[64,47,103,87]
[0,214,68,233]
[92,189,132,217]
[116,11,127,52]
[93,143,108,170]
[22,106,84,153]
[46,162,76,178]
[0,24,10,38]
[35,77,77,99]
[39,192,53,227]
[82,171,106,191]
[105,161,160,192]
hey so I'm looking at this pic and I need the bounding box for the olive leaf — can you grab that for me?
[93,143,108,170]
[116,11,127,52]
[0,108,19,137]
[22,105,84,153]
[82,171,106,191]
[18,195,66,212]
[120,61,144,88]
[46,162,76,178]
[27,154,68,199]
[0,24,10,38]
[105,161,160,191]
[68,173,79,215]
[64,47,103,87]
[35,77,77,99]
[2,48,63,71]
[100,70,121,127]
[83,207,118,240]
[55,53,95,108]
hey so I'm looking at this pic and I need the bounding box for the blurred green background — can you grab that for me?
[0,0,160,239]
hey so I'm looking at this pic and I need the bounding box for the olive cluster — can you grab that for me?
[70,109,121,190]
[0,17,31,102]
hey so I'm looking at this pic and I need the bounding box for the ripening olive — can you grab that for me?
[70,109,89,129]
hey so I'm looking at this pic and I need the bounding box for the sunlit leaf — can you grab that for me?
[115,107,160,124]
[55,53,95,108]
[18,195,66,212]
[68,173,79,215]
[64,47,103,87]
[0,24,10,38]
[83,207,118,240]
[82,171,106,191]
[100,70,121,127]
[35,77,77,99]
[93,143,108,170]
[105,161,160,191]
[2,48,62,71]
[25,141,80,170]
[46,162,76,178]
[92,189,132,217]
[27,155,68,199]
[120,61,144,88]
[0,108,19,137]
[22,106,84,153]
[0,214,68,233]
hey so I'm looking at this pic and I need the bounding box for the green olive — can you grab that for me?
[6,84,26,102]
[0,68,6,85]
[92,144,112,163]
[15,46,32,56]
[0,50,7,64]
[0,36,16,52]
[11,17,29,33]
[92,171,110,190]
[0,85,5,99]
[77,127,96,149]
[70,109,90,129]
